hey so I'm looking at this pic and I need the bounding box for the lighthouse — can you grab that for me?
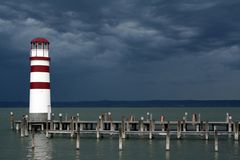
[29,37,51,122]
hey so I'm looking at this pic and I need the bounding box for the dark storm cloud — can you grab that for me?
[1,0,240,101]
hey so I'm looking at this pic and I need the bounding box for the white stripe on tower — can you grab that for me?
[29,37,51,122]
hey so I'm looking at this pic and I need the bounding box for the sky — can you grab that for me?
[0,0,240,101]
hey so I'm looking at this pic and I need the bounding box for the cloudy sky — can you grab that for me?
[1,0,240,101]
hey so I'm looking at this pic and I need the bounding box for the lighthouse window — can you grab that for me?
[32,43,37,49]
[44,43,48,49]
[37,43,42,49]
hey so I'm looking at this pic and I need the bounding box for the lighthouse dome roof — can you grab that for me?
[31,37,49,43]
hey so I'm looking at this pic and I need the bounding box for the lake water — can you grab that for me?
[0,107,240,160]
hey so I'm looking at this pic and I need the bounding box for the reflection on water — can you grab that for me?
[75,150,80,160]
[214,152,218,160]
[27,133,53,160]
[119,150,123,160]
[165,151,170,160]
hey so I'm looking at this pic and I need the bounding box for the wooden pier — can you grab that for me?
[9,112,239,151]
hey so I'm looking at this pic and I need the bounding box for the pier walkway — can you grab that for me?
[9,112,239,151]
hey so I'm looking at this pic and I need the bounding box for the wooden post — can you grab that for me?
[228,116,232,133]
[198,114,201,123]
[139,117,144,132]
[196,124,200,132]
[50,113,54,131]
[67,124,70,131]
[75,115,79,132]
[20,115,25,137]
[76,128,80,150]
[32,127,35,149]
[192,114,196,125]
[121,116,126,139]
[16,123,20,131]
[96,117,100,139]
[9,112,14,130]
[29,123,32,131]
[226,113,229,122]
[46,120,49,138]
[24,115,29,137]
[205,121,209,140]
[126,121,130,132]
[234,122,239,141]
[183,119,186,132]
[160,115,165,131]
[214,130,218,152]
[146,112,150,122]
[99,115,103,130]
[110,114,114,134]
[166,130,170,151]
[41,124,44,131]
[119,129,123,150]
[70,116,74,138]
[213,124,216,131]
[149,120,153,139]
[59,113,63,130]
[177,120,181,139]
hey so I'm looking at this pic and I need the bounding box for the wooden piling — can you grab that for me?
[121,117,126,139]
[16,123,20,132]
[198,114,201,123]
[146,112,150,121]
[177,120,181,139]
[29,123,32,131]
[99,115,103,130]
[192,114,196,125]
[20,116,25,137]
[70,117,74,138]
[31,127,35,149]
[149,120,153,139]
[166,130,170,151]
[50,113,54,131]
[205,121,209,140]
[183,119,186,132]
[196,124,200,132]
[9,112,14,130]
[234,122,239,141]
[76,129,80,150]
[139,117,144,132]
[214,130,218,152]
[24,115,29,137]
[59,113,63,130]
[160,115,165,131]
[126,120,130,132]
[119,129,123,150]
[46,120,49,138]
[75,116,79,132]
[110,115,114,134]
[228,116,232,133]
[96,119,100,139]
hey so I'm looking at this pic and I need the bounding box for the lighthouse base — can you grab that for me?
[29,113,48,122]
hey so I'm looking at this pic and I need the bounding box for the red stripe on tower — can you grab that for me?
[30,82,50,89]
[31,66,49,72]
[30,57,51,61]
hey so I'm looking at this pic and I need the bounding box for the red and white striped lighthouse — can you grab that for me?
[29,37,51,122]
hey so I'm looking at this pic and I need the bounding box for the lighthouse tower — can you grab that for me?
[29,37,51,122]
